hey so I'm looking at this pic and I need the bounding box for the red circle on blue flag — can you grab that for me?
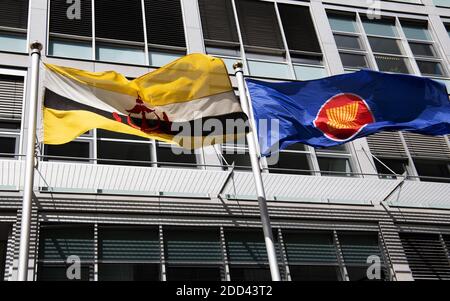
[313,93,375,141]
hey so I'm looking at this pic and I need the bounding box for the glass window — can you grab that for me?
[362,18,398,38]
[318,157,352,177]
[401,21,431,41]
[416,60,445,76]
[374,158,409,179]
[235,0,284,51]
[98,227,160,281]
[247,61,291,79]
[97,141,152,166]
[334,34,363,50]
[0,32,27,53]
[339,53,368,69]
[144,0,186,48]
[434,0,450,7]
[37,225,94,281]
[96,43,146,65]
[414,159,450,183]
[37,264,93,281]
[294,66,327,81]
[0,0,28,53]
[289,265,341,281]
[338,232,387,281]
[0,137,17,158]
[222,149,251,171]
[328,14,358,33]
[374,55,410,74]
[164,228,223,281]
[44,141,91,162]
[99,263,159,281]
[229,266,272,281]
[409,42,436,57]
[368,37,403,55]
[268,152,311,175]
[48,39,92,60]
[283,231,341,281]
[156,143,197,168]
[149,50,183,68]
[166,266,222,281]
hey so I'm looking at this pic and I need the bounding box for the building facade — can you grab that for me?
[0,0,450,281]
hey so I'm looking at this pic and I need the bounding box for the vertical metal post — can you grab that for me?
[233,62,281,281]
[17,41,42,281]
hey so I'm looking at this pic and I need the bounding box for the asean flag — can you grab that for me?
[246,70,450,156]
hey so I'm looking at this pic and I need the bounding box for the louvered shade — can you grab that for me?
[164,228,222,262]
[144,0,186,47]
[367,132,408,159]
[225,230,282,264]
[403,132,450,159]
[283,231,338,264]
[95,0,144,42]
[0,0,29,29]
[39,225,94,262]
[235,0,284,51]
[49,0,92,37]
[0,75,24,121]
[400,233,450,280]
[278,4,321,54]
[99,227,160,262]
[338,232,384,265]
[198,0,239,44]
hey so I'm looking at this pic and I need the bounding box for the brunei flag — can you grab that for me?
[42,54,247,148]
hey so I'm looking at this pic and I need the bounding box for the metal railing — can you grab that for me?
[1,152,449,183]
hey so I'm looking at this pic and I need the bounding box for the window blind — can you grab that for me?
[403,132,450,159]
[225,230,281,264]
[49,0,92,37]
[278,4,321,54]
[0,0,29,29]
[95,0,144,42]
[367,132,408,159]
[400,233,450,280]
[38,225,94,262]
[0,75,24,121]
[164,228,222,263]
[283,231,338,265]
[338,232,384,266]
[144,0,186,47]
[99,227,160,262]
[235,0,284,51]
[198,0,239,45]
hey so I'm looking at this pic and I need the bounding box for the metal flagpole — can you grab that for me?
[17,41,43,281]
[233,62,281,281]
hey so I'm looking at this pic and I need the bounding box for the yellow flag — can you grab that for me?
[43,54,247,148]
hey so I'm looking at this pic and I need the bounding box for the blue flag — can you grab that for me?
[246,70,450,156]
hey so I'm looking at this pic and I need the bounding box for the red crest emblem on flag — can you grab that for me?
[313,93,375,141]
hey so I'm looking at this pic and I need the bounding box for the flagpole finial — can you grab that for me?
[30,41,43,52]
[233,61,243,71]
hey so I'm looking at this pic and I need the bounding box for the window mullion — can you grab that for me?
[219,226,231,281]
[140,0,150,65]
[159,225,167,281]
[274,2,295,80]
[395,17,421,75]
[92,0,96,60]
[355,12,379,71]
[94,223,98,281]
[231,0,249,74]
[333,230,349,281]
